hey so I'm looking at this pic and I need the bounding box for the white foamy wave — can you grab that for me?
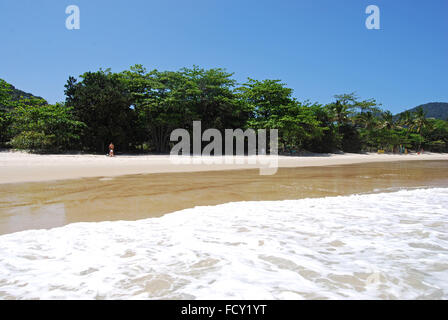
[1,188,448,299]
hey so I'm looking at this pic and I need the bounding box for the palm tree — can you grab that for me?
[399,110,413,129]
[397,110,414,148]
[379,111,395,130]
[377,111,397,151]
[355,111,380,152]
[357,111,378,130]
[328,100,351,127]
[411,107,428,151]
[412,107,428,134]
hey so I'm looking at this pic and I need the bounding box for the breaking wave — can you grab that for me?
[0,188,447,299]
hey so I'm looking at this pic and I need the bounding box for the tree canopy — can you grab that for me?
[1,67,447,154]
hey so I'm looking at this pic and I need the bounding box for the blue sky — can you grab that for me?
[0,0,447,113]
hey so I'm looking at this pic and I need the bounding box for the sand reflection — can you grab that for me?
[0,160,447,235]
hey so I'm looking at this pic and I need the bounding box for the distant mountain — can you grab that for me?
[396,102,448,120]
[9,85,45,102]
[0,79,46,111]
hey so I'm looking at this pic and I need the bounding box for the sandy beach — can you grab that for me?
[0,151,446,184]
[1,150,447,235]
[1,157,448,235]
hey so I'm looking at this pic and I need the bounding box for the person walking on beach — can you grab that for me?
[108,142,115,157]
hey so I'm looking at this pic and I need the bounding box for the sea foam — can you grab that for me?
[0,188,447,299]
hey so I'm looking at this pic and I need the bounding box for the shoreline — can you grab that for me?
[0,150,447,184]
[1,160,448,236]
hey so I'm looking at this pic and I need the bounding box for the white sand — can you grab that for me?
[0,151,446,184]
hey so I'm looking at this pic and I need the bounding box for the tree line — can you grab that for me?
[1,66,447,154]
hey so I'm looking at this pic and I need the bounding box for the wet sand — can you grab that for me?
[0,151,447,184]
[1,160,448,235]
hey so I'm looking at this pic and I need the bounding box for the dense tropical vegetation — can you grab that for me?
[1,66,448,154]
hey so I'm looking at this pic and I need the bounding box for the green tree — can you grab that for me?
[411,107,429,150]
[303,104,337,153]
[64,69,136,153]
[182,66,249,131]
[399,110,413,128]
[0,79,13,109]
[120,65,248,153]
[326,93,382,152]
[9,99,85,152]
[239,79,322,152]
[133,69,194,153]
[0,79,16,146]
[422,119,448,152]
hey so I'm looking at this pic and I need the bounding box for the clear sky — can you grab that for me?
[0,0,447,113]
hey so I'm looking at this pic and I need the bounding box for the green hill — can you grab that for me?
[0,78,46,111]
[396,102,448,120]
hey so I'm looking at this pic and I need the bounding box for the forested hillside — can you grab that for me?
[0,79,46,111]
[396,102,448,120]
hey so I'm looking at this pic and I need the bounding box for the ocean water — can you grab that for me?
[0,188,447,300]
